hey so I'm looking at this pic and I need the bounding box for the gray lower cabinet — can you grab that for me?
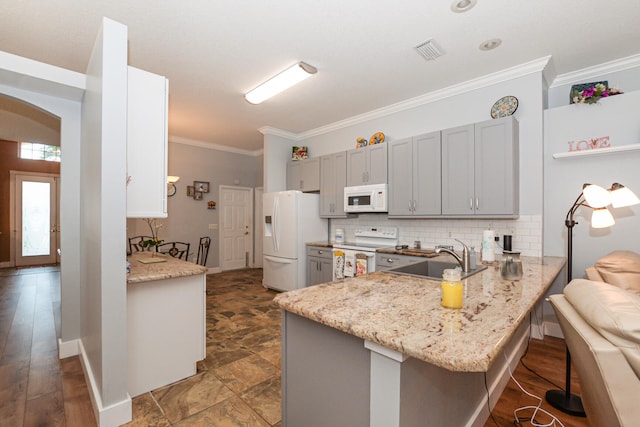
[319,152,349,217]
[442,116,519,217]
[375,253,426,271]
[388,131,441,217]
[287,157,320,192]
[346,143,388,186]
[307,246,333,285]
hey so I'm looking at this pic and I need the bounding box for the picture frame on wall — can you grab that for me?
[194,181,210,193]
[186,186,195,197]
[194,191,204,200]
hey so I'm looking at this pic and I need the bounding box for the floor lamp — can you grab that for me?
[546,182,640,415]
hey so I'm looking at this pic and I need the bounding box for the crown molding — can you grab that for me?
[549,53,640,88]
[258,126,301,140]
[296,56,551,139]
[170,135,263,156]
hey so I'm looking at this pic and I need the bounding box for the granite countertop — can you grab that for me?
[127,252,208,284]
[274,256,565,372]
[306,241,334,248]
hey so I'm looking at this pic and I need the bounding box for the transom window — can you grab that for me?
[19,142,61,162]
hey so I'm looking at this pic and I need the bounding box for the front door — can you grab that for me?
[14,173,59,267]
[219,185,253,271]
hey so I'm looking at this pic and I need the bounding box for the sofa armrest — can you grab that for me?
[586,266,604,281]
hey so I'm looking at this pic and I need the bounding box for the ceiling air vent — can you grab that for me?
[415,39,444,61]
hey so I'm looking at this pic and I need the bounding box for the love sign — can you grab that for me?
[567,136,611,152]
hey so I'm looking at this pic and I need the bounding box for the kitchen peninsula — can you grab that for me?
[274,256,565,427]
[127,253,207,397]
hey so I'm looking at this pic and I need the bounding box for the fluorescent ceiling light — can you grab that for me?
[245,62,317,105]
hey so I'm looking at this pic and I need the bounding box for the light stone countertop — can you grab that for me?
[274,256,565,372]
[306,241,334,248]
[127,252,207,284]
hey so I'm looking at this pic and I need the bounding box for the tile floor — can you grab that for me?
[1,265,589,426]
[124,268,282,426]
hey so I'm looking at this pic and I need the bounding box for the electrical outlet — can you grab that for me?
[209,224,218,230]
[448,231,452,237]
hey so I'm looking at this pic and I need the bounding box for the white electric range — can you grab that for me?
[332,227,398,280]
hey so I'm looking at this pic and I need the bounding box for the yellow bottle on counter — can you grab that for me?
[441,269,463,309]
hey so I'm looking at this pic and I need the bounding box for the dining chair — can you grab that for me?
[156,242,190,260]
[128,235,153,254]
[196,236,211,266]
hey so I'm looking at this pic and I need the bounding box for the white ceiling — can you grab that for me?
[1,0,639,153]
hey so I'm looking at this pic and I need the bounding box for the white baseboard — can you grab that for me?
[544,321,564,338]
[78,340,132,426]
[207,267,222,274]
[58,338,80,358]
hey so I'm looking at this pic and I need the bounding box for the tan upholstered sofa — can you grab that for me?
[585,250,640,296]
[549,277,640,427]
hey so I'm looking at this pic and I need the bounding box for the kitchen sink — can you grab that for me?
[384,259,487,280]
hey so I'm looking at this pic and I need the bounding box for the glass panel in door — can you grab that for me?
[15,175,58,267]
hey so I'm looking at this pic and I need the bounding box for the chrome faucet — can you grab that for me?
[435,239,471,272]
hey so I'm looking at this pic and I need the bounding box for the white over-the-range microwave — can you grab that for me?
[344,183,388,213]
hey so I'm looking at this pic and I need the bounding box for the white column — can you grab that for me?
[365,340,408,427]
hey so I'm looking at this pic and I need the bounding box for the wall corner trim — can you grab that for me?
[549,53,640,88]
[58,338,80,358]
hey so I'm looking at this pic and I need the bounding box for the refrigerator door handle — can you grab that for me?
[264,255,293,264]
[273,197,279,253]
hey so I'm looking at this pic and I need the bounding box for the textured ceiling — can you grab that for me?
[1,0,639,152]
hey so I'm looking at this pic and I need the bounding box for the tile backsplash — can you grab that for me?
[330,215,542,257]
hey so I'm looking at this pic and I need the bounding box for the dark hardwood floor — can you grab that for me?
[0,266,590,426]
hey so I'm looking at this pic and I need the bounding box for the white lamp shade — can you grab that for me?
[610,184,640,208]
[245,62,317,104]
[582,184,611,208]
[167,176,180,183]
[591,208,615,228]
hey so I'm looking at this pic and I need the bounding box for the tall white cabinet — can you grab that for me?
[126,66,169,218]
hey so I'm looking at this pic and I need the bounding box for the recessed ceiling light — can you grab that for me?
[479,38,502,51]
[451,0,477,13]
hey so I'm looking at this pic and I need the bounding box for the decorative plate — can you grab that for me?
[369,132,385,145]
[490,96,518,119]
[356,137,368,148]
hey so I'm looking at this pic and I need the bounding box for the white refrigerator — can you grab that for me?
[263,191,328,292]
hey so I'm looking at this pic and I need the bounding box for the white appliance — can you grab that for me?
[344,183,388,213]
[263,191,328,292]
[333,227,398,280]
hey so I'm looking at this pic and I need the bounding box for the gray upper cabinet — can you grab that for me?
[346,144,388,186]
[320,151,349,218]
[441,116,519,217]
[287,157,320,192]
[388,132,441,217]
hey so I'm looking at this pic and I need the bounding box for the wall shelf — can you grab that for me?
[552,143,640,159]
